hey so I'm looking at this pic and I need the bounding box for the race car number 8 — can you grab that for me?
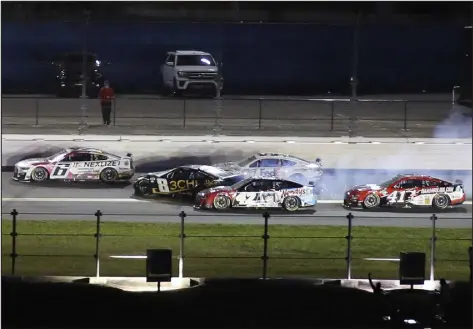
[156,178,170,193]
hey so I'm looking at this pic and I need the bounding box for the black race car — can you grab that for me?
[133,165,244,197]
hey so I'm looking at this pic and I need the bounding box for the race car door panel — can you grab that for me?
[50,152,92,179]
[386,179,422,204]
[245,159,281,178]
[233,179,276,207]
[158,168,215,193]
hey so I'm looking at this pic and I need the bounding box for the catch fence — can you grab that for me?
[1,209,471,280]
[1,95,456,137]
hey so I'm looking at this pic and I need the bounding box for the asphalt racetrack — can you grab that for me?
[2,173,471,228]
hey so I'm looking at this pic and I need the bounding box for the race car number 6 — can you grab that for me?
[156,178,170,192]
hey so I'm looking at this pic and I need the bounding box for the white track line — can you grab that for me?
[0,197,341,204]
[1,198,471,205]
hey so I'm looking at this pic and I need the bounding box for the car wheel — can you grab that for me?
[289,174,308,186]
[100,168,118,183]
[213,195,231,210]
[31,167,49,182]
[136,179,152,196]
[362,193,380,209]
[283,196,300,212]
[433,194,450,210]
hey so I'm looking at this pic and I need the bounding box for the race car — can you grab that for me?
[213,152,324,188]
[343,174,466,210]
[194,177,317,211]
[13,147,134,183]
[133,165,244,197]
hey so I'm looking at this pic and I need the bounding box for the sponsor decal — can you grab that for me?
[82,161,118,168]
[152,179,215,193]
[421,187,454,194]
[281,188,306,197]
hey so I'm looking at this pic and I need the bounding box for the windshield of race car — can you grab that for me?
[379,175,403,188]
[237,155,257,167]
[47,149,68,162]
[231,177,255,190]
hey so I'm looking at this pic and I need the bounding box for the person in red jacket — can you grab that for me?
[98,80,115,125]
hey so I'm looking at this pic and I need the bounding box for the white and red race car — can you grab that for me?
[194,177,317,212]
[343,174,466,210]
[13,147,134,183]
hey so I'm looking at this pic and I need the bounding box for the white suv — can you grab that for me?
[161,50,222,97]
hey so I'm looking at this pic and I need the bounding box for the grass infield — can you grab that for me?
[1,220,471,280]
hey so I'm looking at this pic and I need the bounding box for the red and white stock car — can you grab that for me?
[343,174,466,210]
[13,147,135,183]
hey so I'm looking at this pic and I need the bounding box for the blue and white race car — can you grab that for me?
[213,152,323,187]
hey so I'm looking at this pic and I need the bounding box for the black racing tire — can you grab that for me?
[283,196,300,212]
[31,167,49,182]
[432,193,450,210]
[100,167,118,183]
[213,195,231,210]
[362,193,380,209]
[135,179,153,196]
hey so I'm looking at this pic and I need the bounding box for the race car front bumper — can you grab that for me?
[343,198,360,208]
[12,167,28,181]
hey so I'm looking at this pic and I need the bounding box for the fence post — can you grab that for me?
[346,212,354,280]
[261,211,270,279]
[330,101,335,131]
[430,214,437,281]
[403,101,408,131]
[182,100,187,128]
[178,211,186,278]
[10,209,18,275]
[94,210,102,278]
[35,99,40,126]
[258,99,263,129]
[112,98,117,126]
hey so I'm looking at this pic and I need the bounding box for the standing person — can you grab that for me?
[98,80,115,126]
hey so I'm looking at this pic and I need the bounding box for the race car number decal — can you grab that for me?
[234,192,277,205]
[154,178,170,193]
[386,190,418,203]
[50,163,71,179]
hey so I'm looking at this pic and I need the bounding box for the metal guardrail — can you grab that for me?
[2,209,470,279]
[1,96,455,136]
